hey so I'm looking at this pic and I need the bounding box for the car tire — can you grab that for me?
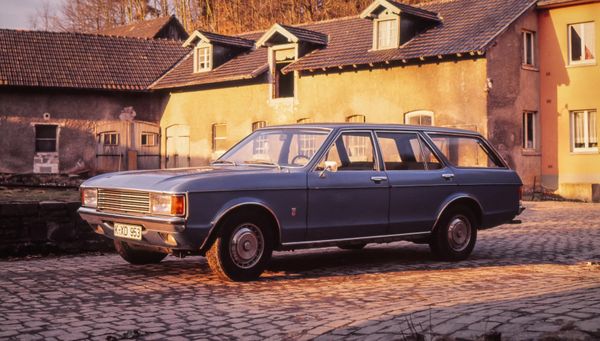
[114,240,167,265]
[429,206,477,261]
[206,212,274,282]
[338,243,367,250]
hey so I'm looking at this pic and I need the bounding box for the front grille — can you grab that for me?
[97,189,150,214]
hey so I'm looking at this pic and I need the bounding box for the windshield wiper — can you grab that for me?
[243,160,281,170]
[211,160,237,166]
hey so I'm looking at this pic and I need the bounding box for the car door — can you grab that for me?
[375,131,456,235]
[307,130,389,240]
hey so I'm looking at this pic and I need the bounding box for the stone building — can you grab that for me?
[152,0,541,186]
[0,29,189,174]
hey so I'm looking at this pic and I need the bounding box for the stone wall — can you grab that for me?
[0,201,113,257]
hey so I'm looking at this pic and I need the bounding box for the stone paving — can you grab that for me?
[1,201,600,341]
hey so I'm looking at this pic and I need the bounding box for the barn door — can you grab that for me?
[132,121,160,170]
[165,125,190,168]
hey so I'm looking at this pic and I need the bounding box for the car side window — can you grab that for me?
[429,134,504,168]
[376,132,443,170]
[316,132,376,171]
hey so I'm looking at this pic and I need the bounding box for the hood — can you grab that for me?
[81,165,304,192]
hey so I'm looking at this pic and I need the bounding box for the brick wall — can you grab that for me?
[0,201,113,257]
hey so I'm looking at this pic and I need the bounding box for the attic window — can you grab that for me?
[194,46,211,72]
[377,18,399,50]
[272,47,296,99]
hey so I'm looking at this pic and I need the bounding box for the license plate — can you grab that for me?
[113,223,143,241]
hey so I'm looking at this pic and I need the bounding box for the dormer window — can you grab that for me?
[194,46,211,73]
[377,18,399,50]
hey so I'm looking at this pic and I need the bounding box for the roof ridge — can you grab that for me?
[0,27,184,44]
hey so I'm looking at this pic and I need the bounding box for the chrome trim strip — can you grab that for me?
[281,231,430,247]
[200,202,283,250]
[78,207,186,225]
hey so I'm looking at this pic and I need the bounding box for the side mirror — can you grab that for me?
[319,160,338,178]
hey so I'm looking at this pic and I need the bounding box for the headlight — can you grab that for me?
[81,188,97,208]
[150,193,186,216]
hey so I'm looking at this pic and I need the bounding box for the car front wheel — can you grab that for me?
[114,240,167,265]
[429,206,477,261]
[206,212,274,281]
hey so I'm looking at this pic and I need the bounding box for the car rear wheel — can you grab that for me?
[114,240,167,265]
[338,243,367,250]
[429,206,477,261]
[206,212,274,281]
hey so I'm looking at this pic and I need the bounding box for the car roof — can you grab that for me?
[262,123,481,135]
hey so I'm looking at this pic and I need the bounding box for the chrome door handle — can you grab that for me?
[370,176,388,183]
[442,173,455,180]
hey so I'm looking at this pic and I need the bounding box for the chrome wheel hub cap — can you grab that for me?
[447,216,471,252]
[230,224,264,269]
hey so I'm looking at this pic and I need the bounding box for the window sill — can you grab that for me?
[570,149,599,155]
[269,97,295,105]
[566,61,597,68]
[521,65,539,72]
[522,149,541,156]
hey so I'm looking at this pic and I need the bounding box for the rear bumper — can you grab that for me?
[518,204,526,215]
[78,207,205,252]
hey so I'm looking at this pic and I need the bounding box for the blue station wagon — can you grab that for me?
[79,124,524,281]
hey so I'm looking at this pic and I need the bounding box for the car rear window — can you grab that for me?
[428,134,504,168]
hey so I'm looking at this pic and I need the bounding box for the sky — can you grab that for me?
[0,0,62,30]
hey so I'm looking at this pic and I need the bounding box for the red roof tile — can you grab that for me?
[152,0,536,89]
[0,29,190,91]
[195,31,255,48]
[278,24,329,45]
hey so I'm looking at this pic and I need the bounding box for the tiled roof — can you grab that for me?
[152,31,267,89]
[279,24,329,45]
[98,15,187,39]
[152,0,536,90]
[195,31,255,48]
[0,29,190,90]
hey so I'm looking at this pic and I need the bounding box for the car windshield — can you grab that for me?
[216,128,330,168]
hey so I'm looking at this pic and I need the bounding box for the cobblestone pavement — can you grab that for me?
[1,201,600,341]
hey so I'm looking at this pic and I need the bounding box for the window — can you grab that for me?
[523,111,538,150]
[377,132,443,171]
[35,125,58,152]
[212,123,227,152]
[272,48,295,98]
[194,46,211,72]
[404,111,434,126]
[523,31,536,67]
[376,19,398,50]
[569,22,595,65]
[571,110,597,152]
[141,132,157,147]
[100,132,119,146]
[346,115,366,123]
[252,121,267,131]
[429,134,504,168]
[316,132,376,171]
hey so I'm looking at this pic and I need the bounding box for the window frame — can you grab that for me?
[568,22,596,66]
[346,115,366,123]
[570,109,598,153]
[100,131,119,146]
[522,30,536,67]
[194,45,212,73]
[375,130,445,171]
[374,16,399,50]
[269,44,298,100]
[312,129,381,172]
[34,124,58,153]
[140,132,157,147]
[404,110,435,126]
[426,132,508,169]
[252,121,267,131]
[522,111,539,151]
[212,123,227,152]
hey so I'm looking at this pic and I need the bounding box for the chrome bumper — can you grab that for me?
[518,204,526,215]
[78,207,186,233]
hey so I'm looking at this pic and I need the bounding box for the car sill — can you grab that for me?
[280,231,431,250]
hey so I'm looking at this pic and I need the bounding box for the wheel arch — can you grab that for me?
[199,201,282,255]
[433,195,483,230]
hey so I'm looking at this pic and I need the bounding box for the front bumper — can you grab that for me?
[78,207,204,252]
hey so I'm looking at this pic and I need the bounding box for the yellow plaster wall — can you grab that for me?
[159,58,488,166]
[539,2,600,201]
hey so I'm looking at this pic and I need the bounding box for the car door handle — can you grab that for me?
[442,173,455,180]
[370,176,388,183]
